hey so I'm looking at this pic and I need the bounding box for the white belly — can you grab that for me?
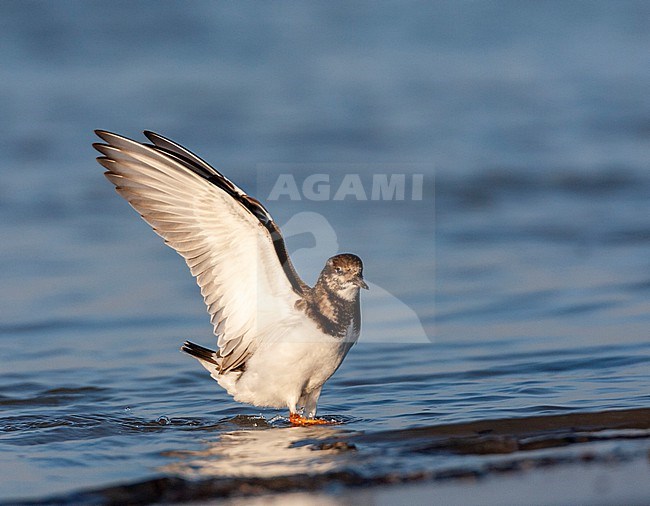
[217,316,357,410]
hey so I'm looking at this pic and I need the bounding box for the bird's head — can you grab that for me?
[320,253,368,300]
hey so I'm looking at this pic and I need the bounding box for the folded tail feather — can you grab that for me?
[181,341,222,378]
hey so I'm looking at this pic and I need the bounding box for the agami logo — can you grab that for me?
[267,174,424,201]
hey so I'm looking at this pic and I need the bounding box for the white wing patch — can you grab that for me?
[94,131,301,372]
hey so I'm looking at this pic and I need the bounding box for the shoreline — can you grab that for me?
[8,407,650,505]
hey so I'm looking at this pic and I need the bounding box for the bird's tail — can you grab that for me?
[181,340,221,378]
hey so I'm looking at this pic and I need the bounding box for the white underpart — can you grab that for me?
[218,312,358,416]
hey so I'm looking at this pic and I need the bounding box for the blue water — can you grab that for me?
[1,1,649,502]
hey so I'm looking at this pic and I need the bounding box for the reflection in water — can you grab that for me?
[221,491,347,506]
[161,422,355,479]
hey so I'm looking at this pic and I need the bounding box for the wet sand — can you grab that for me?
[14,407,650,505]
[219,457,650,506]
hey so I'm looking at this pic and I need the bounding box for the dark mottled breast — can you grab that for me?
[296,282,361,338]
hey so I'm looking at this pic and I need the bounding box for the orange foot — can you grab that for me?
[289,412,334,426]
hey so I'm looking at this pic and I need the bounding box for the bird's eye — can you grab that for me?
[335,267,343,274]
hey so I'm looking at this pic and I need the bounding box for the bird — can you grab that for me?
[93,130,368,425]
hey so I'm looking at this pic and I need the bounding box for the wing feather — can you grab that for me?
[95,131,305,372]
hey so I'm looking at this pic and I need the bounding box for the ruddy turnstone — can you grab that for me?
[93,131,367,425]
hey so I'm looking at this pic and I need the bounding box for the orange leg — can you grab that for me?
[289,412,334,426]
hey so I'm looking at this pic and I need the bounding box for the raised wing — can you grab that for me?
[94,130,307,372]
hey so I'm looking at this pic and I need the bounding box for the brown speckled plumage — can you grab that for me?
[295,254,365,339]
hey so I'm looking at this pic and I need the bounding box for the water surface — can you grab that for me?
[0,1,649,503]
